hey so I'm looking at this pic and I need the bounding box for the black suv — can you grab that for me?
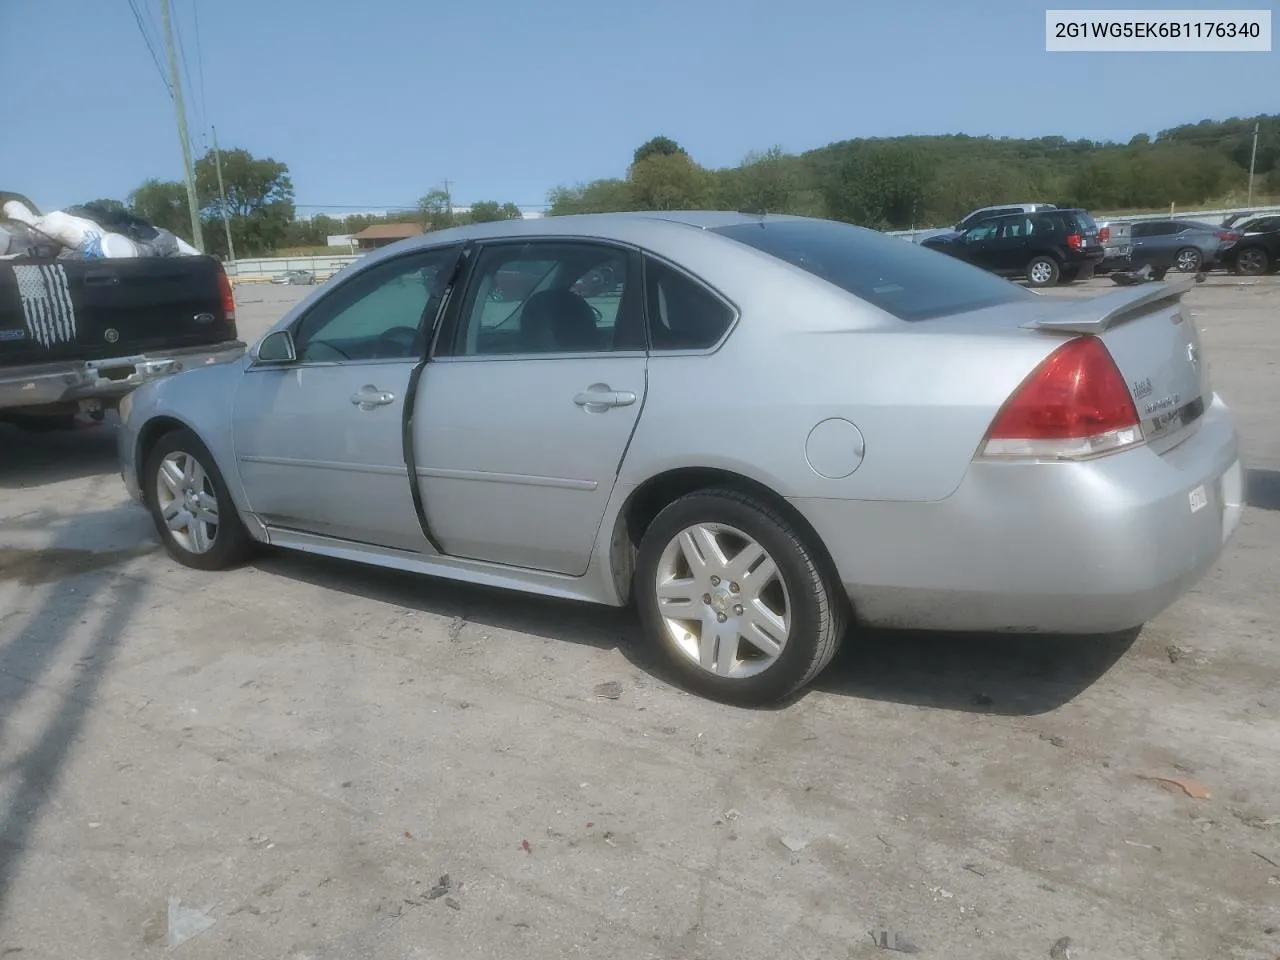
[922,208,1105,287]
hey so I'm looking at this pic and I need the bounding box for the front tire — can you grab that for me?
[144,428,254,570]
[634,489,847,705]
[1026,256,1060,287]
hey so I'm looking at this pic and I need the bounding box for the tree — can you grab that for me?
[633,136,686,166]
[418,189,454,230]
[468,200,524,223]
[823,143,930,229]
[128,179,193,240]
[193,147,295,257]
[628,152,713,211]
[78,198,128,214]
[546,178,635,216]
[719,147,804,213]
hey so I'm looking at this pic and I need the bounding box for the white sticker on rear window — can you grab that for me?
[1188,485,1208,514]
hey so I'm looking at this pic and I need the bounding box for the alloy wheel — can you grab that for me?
[653,522,791,679]
[155,451,220,554]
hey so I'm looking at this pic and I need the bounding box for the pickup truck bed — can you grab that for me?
[1,249,244,425]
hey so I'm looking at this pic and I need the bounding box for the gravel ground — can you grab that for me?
[0,275,1277,959]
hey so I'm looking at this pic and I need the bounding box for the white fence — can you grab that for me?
[226,254,363,283]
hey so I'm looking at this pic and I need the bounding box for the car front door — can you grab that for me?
[413,240,647,576]
[955,221,1001,269]
[985,216,1033,274]
[232,245,461,551]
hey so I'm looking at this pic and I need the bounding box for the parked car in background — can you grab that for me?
[117,212,1241,704]
[1095,218,1134,273]
[1128,220,1239,277]
[271,269,316,285]
[921,208,1105,286]
[1,192,244,431]
[1218,214,1280,276]
[955,203,1058,231]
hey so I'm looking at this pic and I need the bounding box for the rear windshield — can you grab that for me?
[712,219,1033,322]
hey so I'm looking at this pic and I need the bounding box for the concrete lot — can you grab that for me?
[1,276,1278,959]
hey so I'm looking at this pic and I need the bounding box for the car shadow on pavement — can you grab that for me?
[0,512,147,916]
[1246,468,1280,511]
[0,420,119,490]
[257,550,1137,716]
[813,626,1139,715]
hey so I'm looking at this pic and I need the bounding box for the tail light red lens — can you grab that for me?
[217,267,238,336]
[1065,233,1083,250]
[980,337,1142,460]
[1216,231,1239,241]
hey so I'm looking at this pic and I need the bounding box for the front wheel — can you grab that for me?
[1026,256,1060,287]
[1234,247,1270,276]
[634,489,847,705]
[144,428,255,570]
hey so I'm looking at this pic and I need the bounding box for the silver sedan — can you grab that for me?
[116,212,1244,704]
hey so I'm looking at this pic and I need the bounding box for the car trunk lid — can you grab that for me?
[1019,279,1207,453]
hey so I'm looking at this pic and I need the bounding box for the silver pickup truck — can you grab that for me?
[1,193,244,430]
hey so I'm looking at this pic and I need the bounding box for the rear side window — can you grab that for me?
[644,258,735,350]
[714,219,1033,322]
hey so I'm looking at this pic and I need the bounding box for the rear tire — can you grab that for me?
[1025,256,1060,287]
[634,488,847,705]
[1233,247,1270,276]
[144,428,255,571]
[1059,266,1080,284]
[1174,247,1202,273]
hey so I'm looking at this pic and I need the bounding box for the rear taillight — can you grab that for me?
[217,267,238,336]
[979,337,1142,461]
[1216,231,1239,242]
[1098,226,1110,243]
[1065,233,1083,250]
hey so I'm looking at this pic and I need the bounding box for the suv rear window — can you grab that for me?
[713,219,1033,322]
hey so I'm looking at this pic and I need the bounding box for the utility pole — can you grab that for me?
[159,0,204,252]
[443,178,454,226]
[1247,121,1260,206]
[212,125,235,261]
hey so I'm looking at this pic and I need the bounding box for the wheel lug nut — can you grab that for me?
[716,612,727,623]
[730,582,739,593]
[710,576,721,586]
[733,604,743,616]
[702,593,711,604]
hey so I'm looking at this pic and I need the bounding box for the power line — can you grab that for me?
[125,0,171,98]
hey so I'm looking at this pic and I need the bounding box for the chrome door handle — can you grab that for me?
[350,385,396,409]
[573,385,636,410]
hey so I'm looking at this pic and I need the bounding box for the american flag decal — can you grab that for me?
[13,264,77,348]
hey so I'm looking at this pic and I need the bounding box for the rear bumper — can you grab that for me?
[792,395,1243,634]
[0,340,245,413]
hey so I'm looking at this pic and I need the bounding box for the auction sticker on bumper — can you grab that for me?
[1188,484,1209,514]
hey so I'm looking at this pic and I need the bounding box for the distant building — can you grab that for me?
[326,234,355,249]
[351,222,425,250]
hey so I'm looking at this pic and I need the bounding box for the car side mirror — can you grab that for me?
[256,330,297,364]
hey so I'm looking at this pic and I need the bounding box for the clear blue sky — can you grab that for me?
[3,0,1276,213]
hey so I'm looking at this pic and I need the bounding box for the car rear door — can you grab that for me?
[232,245,461,552]
[413,239,647,576]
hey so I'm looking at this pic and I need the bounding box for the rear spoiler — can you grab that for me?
[1021,278,1195,335]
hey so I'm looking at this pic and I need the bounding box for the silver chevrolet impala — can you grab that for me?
[116,212,1244,704]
